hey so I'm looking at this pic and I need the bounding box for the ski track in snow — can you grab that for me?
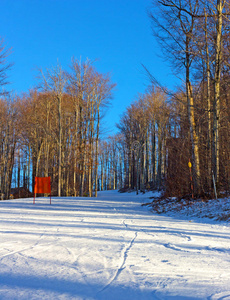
[97,231,138,294]
[208,291,230,300]
[0,190,230,299]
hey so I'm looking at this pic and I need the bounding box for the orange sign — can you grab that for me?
[34,177,51,194]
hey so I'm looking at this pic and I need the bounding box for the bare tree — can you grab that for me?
[149,0,203,193]
[39,63,67,197]
[0,38,13,95]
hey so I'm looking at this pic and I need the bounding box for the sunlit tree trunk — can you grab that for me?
[212,0,224,185]
[204,9,212,191]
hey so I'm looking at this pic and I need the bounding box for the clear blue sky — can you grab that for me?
[0,0,177,135]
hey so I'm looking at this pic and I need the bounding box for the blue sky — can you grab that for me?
[0,0,177,134]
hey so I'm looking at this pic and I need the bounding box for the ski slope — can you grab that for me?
[0,190,230,300]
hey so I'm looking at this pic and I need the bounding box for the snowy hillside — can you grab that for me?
[0,190,230,299]
[146,194,230,222]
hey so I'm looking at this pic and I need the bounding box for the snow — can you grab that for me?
[0,190,230,300]
[147,195,230,222]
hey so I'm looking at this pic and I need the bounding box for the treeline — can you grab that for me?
[104,79,229,197]
[0,58,115,199]
[103,0,230,198]
[1,0,230,200]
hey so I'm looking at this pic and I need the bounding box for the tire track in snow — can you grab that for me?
[97,231,138,294]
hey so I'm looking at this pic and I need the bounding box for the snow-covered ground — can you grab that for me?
[0,190,230,300]
[147,195,230,222]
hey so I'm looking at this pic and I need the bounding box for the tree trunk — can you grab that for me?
[204,9,212,192]
[186,35,200,194]
[58,95,62,197]
[212,0,223,186]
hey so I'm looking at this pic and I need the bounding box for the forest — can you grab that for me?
[0,0,229,200]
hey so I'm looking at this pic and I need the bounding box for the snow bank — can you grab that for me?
[146,194,230,222]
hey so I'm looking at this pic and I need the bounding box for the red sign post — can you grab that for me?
[34,177,51,204]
